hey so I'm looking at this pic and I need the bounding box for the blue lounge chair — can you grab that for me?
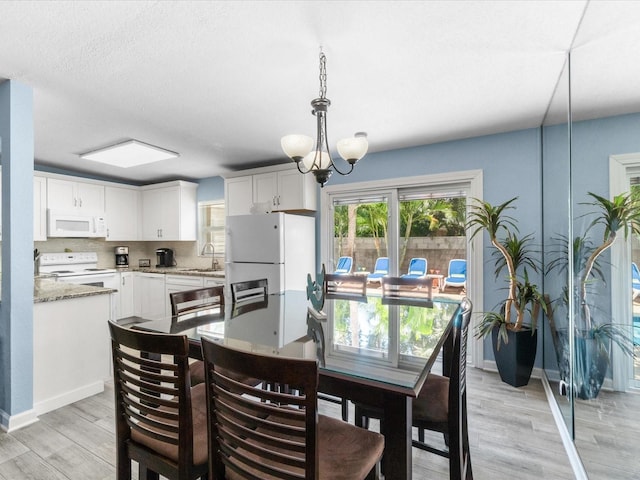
[443,259,467,290]
[367,257,389,283]
[401,257,427,279]
[633,263,640,300]
[334,256,353,275]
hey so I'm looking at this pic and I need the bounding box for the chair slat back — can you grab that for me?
[381,275,432,305]
[108,321,196,472]
[447,296,472,479]
[324,273,367,299]
[170,285,225,317]
[201,338,319,480]
[231,278,268,303]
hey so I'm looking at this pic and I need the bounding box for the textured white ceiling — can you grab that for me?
[1,0,638,184]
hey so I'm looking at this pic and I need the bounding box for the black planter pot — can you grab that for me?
[492,327,537,387]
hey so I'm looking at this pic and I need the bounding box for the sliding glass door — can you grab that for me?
[324,177,472,366]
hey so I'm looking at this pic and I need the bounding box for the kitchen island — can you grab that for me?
[33,278,115,415]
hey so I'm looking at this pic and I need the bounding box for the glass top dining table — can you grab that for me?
[138,290,461,480]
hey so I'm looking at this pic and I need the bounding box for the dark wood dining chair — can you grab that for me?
[354,297,473,480]
[230,278,268,303]
[200,337,384,480]
[170,285,225,317]
[324,273,367,299]
[108,321,208,480]
[381,275,433,305]
[170,285,225,386]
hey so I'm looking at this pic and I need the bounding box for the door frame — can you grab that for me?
[610,152,640,390]
[320,169,484,368]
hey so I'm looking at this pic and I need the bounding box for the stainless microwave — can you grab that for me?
[47,210,107,238]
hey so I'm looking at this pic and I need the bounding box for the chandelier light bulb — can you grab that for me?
[302,149,333,171]
[281,135,314,161]
[337,132,369,164]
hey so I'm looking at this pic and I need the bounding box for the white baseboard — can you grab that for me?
[34,381,105,416]
[541,373,588,480]
[0,407,39,433]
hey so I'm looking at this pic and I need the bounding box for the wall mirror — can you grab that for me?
[541,52,572,434]
[542,3,640,478]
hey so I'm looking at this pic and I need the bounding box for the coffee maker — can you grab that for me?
[115,246,129,268]
[156,248,174,268]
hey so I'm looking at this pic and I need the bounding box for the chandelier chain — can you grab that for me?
[319,52,327,99]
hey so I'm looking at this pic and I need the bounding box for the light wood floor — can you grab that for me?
[0,367,576,480]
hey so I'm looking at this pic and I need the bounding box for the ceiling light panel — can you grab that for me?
[80,140,179,168]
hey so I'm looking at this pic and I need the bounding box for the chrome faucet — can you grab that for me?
[200,242,218,270]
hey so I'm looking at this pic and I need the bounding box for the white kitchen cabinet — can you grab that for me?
[226,168,317,217]
[165,275,204,317]
[0,172,47,241]
[203,277,224,287]
[105,185,139,241]
[141,181,197,240]
[225,176,253,216]
[253,169,317,212]
[47,177,105,213]
[118,271,135,319]
[34,176,47,241]
[276,169,316,211]
[135,273,166,320]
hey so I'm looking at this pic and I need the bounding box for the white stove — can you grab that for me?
[39,252,118,287]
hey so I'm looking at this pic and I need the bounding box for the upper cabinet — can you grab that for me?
[47,177,104,213]
[105,185,140,241]
[0,171,47,241]
[226,166,317,216]
[225,176,253,216]
[141,180,197,241]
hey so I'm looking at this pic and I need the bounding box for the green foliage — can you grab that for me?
[583,192,640,242]
[467,197,546,337]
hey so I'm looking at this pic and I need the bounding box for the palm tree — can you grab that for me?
[358,203,388,257]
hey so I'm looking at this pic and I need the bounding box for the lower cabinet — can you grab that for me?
[130,273,226,320]
[118,272,135,319]
[135,273,166,320]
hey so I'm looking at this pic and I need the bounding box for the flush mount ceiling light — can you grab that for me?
[80,140,179,168]
[281,48,368,187]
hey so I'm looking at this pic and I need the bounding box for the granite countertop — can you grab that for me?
[125,267,226,278]
[34,278,116,303]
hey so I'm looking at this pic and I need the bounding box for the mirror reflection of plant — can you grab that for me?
[579,193,640,330]
[547,192,640,359]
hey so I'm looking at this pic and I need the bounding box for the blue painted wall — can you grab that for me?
[0,80,35,419]
[324,127,544,364]
[196,176,225,203]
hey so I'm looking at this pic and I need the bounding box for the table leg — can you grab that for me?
[381,393,412,480]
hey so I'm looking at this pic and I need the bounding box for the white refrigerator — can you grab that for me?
[226,212,315,294]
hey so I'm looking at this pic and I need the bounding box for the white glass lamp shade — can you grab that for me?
[281,135,314,160]
[337,134,368,162]
[302,149,332,171]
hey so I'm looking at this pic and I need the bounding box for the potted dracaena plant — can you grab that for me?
[547,192,639,399]
[467,197,548,387]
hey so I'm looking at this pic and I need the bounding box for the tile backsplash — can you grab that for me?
[32,239,222,270]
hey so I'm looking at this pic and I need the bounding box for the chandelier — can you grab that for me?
[281,49,368,187]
